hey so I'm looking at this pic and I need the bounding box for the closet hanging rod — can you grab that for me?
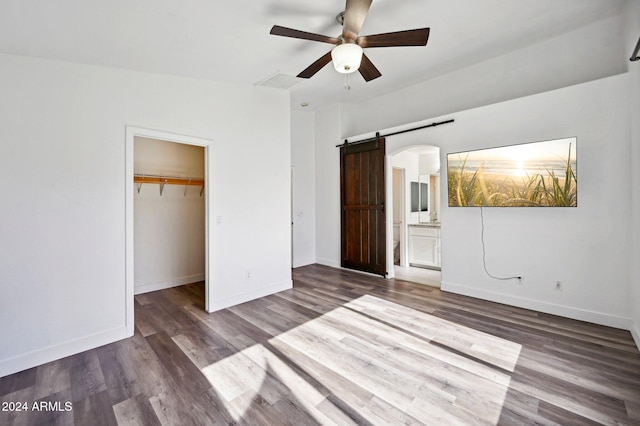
[133,174,204,186]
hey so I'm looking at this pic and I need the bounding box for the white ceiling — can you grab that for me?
[0,0,625,111]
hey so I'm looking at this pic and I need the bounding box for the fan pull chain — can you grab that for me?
[344,73,351,90]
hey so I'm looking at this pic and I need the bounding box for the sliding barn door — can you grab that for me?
[340,139,386,276]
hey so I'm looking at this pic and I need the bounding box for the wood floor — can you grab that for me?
[393,265,441,287]
[2,264,640,425]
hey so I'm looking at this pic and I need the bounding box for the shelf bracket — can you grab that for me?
[200,185,205,197]
[160,179,167,196]
[137,174,144,194]
[184,178,191,196]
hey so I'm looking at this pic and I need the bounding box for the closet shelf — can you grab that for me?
[134,175,204,186]
[134,174,204,196]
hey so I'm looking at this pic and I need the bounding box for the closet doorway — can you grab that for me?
[125,127,213,336]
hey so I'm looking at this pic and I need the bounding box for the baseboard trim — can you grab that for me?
[631,320,640,351]
[0,326,129,378]
[207,280,293,313]
[314,259,389,279]
[315,257,340,268]
[135,273,205,295]
[441,281,631,330]
[292,258,316,268]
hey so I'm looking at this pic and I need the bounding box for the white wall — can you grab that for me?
[419,152,440,222]
[390,151,420,269]
[436,75,631,329]
[316,74,633,329]
[418,152,440,177]
[393,75,630,328]
[626,0,640,347]
[291,111,316,267]
[134,137,205,178]
[391,151,420,225]
[134,138,205,294]
[0,52,291,377]
[392,169,402,225]
[313,6,635,330]
[341,14,627,138]
[314,106,342,268]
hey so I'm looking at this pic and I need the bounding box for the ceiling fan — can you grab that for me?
[269,0,430,82]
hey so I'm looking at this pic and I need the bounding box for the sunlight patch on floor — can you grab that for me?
[202,295,522,424]
[202,343,337,424]
[345,295,522,372]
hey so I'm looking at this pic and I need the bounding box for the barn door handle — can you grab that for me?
[381,202,384,212]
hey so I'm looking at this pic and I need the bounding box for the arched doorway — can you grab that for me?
[386,145,442,287]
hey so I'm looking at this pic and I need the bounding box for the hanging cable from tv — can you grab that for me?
[480,206,522,282]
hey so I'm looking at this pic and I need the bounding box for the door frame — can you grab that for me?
[385,155,395,278]
[385,144,442,280]
[391,167,407,269]
[125,126,213,336]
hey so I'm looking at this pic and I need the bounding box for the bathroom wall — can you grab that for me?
[391,151,420,225]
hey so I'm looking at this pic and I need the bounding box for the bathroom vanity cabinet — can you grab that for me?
[408,224,441,270]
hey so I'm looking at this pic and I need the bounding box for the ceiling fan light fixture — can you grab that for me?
[331,43,363,74]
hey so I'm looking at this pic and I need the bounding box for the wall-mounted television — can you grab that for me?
[447,137,577,207]
[411,182,428,212]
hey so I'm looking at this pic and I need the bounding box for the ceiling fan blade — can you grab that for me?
[342,0,372,41]
[270,25,339,45]
[358,53,382,82]
[297,51,333,79]
[357,28,430,48]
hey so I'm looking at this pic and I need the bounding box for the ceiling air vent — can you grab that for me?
[255,72,303,90]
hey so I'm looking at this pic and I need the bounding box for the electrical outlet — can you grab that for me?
[246,271,251,279]
[555,280,563,291]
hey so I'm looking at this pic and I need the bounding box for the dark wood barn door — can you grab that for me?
[340,139,386,276]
